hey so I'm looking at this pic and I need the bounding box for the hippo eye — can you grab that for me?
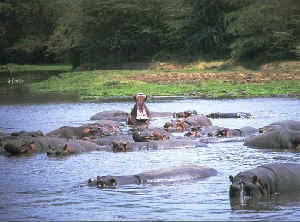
[109,178,117,186]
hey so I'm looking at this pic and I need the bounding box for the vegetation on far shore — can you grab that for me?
[25,60,300,101]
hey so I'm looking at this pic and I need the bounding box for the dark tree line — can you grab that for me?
[1,0,299,66]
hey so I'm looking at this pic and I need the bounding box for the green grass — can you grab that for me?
[29,68,300,101]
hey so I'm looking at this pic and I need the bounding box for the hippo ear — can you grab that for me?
[229,175,234,183]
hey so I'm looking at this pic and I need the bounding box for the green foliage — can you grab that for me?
[1,0,300,64]
[226,0,300,60]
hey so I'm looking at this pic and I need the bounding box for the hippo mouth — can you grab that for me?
[135,93,149,120]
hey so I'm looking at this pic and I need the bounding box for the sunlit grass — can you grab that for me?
[30,68,300,100]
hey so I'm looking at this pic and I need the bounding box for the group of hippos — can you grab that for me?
[1,92,300,208]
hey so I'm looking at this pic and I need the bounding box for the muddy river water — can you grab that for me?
[1,97,300,221]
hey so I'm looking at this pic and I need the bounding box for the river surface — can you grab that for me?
[1,97,300,221]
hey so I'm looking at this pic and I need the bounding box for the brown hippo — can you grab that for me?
[111,137,207,152]
[244,120,300,150]
[164,115,212,132]
[184,115,212,127]
[46,139,108,156]
[206,112,252,119]
[127,93,151,125]
[92,135,134,146]
[132,127,171,142]
[229,163,300,208]
[46,121,121,140]
[3,136,69,155]
[88,164,217,188]
[164,119,190,132]
[173,110,198,118]
[186,126,258,138]
[2,136,107,156]
[46,126,95,140]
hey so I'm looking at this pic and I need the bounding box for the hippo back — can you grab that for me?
[137,165,217,183]
[260,163,300,193]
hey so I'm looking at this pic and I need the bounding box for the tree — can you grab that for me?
[225,0,300,60]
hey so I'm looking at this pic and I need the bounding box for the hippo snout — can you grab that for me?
[96,176,117,188]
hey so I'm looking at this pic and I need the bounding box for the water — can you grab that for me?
[1,97,300,221]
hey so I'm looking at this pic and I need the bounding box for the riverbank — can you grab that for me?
[13,60,300,101]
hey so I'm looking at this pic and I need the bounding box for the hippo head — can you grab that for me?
[112,141,129,152]
[88,176,117,188]
[229,174,268,207]
[47,144,72,156]
[134,93,147,110]
[4,141,36,155]
[134,93,149,121]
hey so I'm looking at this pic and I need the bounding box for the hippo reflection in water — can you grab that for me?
[229,163,300,209]
[88,164,217,188]
[127,93,151,125]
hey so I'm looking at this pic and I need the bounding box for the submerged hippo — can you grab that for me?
[3,136,69,155]
[244,120,300,150]
[47,121,121,140]
[186,126,258,139]
[92,135,134,146]
[229,163,300,208]
[111,137,207,152]
[206,112,252,119]
[132,127,171,142]
[3,136,107,156]
[90,110,129,122]
[46,126,95,140]
[173,110,198,118]
[47,139,108,156]
[88,164,217,188]
[127,93,151,125]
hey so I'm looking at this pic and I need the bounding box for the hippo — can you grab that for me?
[111,137,207,152]
[127,93,151,125]
[132,127,171,142]
[3,136,69,155]
[46,139,108,156]
[46,121,121,140]
[46,126,95,140]
[184,115,212,128]
[92,135,134,146]
[244,121,300,150]
[186,126,258,138]
[90,110,129,122]
[164,119,190,132]
[173,110,198,118]
[2,136,107,156]
[88,164,217,188]
[259,120,300,133]
[229,163,300,208]
[206,112,252,119]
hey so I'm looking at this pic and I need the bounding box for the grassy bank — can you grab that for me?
[28,60,300,101]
